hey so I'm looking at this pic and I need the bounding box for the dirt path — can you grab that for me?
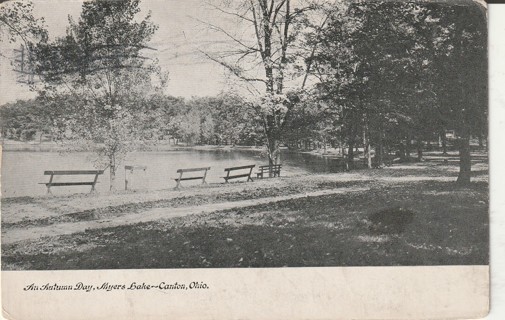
[1,186,369,244]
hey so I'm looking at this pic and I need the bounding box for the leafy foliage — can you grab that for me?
[0,1,47,46]
[31,0,166,189]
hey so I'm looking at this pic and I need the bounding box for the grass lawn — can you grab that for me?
[1,167,488,269]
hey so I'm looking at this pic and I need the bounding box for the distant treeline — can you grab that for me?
[0,93,265,146]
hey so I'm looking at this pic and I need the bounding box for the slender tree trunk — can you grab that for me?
[109,155,116,191]
[441,131,447,155]
[399,143,406,162]
[377,124,384,167]
[363,122,371,169]
[456,133,471,184]
[347,141,354,170]
[347,124,355,170]
[267,133,280,177]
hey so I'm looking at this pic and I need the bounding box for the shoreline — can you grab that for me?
[0,161,489,269]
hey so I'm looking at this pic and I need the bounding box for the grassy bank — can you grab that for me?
[1,158,488,270]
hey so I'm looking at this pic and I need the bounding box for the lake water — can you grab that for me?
[1,150,348,197]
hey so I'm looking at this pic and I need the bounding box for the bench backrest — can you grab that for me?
[224,165,255,172]
[177,167,211,173]
[259,164,281,169]
[44,170,104,175]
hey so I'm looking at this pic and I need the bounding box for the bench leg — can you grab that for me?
[91,174,99,193]
[46,175,54,195]
[202,170,208,185]
[174,171,184,190]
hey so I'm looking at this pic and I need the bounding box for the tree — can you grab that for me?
[429,1,487,184]
[309,0,486,179]
[34,0,166,190]
[203,0,316,166]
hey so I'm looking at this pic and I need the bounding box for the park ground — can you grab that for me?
[1,150,489,270]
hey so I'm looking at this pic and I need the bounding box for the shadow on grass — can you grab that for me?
[2,180,488,270]
[0,222,488,270]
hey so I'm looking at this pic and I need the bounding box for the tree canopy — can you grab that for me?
[32,0,166,189]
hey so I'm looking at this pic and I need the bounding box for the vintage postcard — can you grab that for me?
[0,0,489,319]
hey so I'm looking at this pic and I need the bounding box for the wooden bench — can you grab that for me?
[39,170,104,194]
[223,164,255,183]
[256,164,282,179]
[174,167,210,189]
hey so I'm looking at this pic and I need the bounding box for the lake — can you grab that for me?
[1,149,348,197]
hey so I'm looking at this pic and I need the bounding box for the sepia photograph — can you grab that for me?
[0,0,488,275]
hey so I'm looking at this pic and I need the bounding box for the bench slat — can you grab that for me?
[258,165,281,169]
[224,165,255,171]
[44,170,104,175]
[174,176,204,181]
[176,167,211,173]
[224,173,251,179]
[43,182,96,186]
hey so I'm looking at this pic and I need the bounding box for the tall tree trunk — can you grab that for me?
[377,124,384,167]
[109,155,116,191]
[347,124,355,170]
[267,135,280,177]
[363,121,371,169]
[347,141,354,170]
[405,134,412,161]
[399,143,406,162]
[441,131,447,155]
[456,133,471,184]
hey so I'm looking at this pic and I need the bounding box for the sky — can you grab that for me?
[0,0,262,104]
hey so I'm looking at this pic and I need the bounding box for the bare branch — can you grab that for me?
[206,2,255,23]
[250,1,265,55]
[200,49,267,84]
[194,17,260,53]
[271,0,287,27]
